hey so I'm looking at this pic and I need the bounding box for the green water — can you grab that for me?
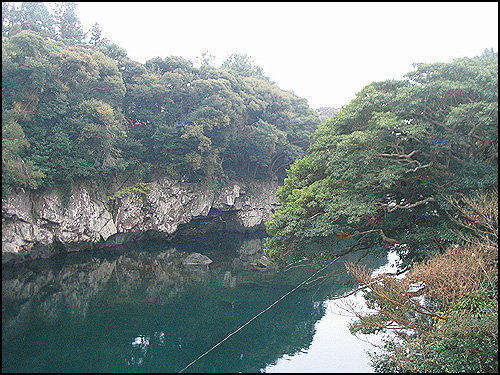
[2,232,386,373]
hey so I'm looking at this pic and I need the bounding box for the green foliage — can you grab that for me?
[2,2,56,39]
[221,53,270,81]
[369,327,498,373]
[265,53,498,267]
[2,102,45,196]
[53,2,85,44]
[120,54,320,182]
[345,190,498,373]
[108,182,152,200]
[2,4,320,195]
[367,290,498,373]
[2,2,84,43]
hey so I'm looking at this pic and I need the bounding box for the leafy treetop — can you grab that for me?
[265,51,498,268]
[2,2,321,197]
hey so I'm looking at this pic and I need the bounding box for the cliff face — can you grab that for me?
[2,175,280,263]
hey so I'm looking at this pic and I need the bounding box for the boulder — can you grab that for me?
[183,252,213,266]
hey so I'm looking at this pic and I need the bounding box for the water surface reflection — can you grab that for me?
[2,232,386,372]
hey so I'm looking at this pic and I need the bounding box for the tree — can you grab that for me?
[2,9,321,192]
[195,50,215,67]
[2,101,45,196]
[87,49,127,108]
[221,53,270,81]
[477,47,497,61]
[2,27,128,189]
[265,54,498,268]
[316,106,341,122]
[120,54,320,182]
[339,190,497,372]
[54,2,85,44]
[89,22,102,46]
[1,2,56,39]
[225,119,288,179]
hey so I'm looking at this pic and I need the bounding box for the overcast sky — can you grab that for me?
[74,2,498,109]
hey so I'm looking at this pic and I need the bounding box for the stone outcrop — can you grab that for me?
[2,175,280,263]
[182,252,213,266]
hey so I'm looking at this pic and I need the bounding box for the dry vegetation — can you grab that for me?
[338,189,498,372]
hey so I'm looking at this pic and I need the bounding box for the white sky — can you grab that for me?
[73,1,498,109]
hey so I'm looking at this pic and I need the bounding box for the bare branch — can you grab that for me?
[376,150,417,159]
[375,149,432,173]
[378,197,435,212]
[348,228,397,242]
[405,162,433,173]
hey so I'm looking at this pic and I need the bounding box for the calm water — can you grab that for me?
[2,232,386,373]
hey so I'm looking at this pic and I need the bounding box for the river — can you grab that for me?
[2,231,388,373]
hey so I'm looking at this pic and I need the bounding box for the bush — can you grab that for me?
[342,190,498,372]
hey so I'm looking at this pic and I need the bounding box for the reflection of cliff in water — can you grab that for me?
[2,232,386,373]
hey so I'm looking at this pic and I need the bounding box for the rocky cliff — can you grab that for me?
[2,175,280,263]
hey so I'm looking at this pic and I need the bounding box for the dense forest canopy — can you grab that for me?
[262,44,497,372]
[2,2,321,197]
[265,49,498,268]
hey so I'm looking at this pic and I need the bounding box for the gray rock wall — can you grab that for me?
[2,175,280,263]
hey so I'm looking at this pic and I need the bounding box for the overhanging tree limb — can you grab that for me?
[378,197,436,212]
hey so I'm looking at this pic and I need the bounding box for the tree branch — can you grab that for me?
[348,228,396,242]
[378,197,436,212]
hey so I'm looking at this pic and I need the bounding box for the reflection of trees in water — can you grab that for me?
[2,232,387,373]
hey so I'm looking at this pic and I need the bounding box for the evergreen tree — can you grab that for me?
[89,22,102,46]
[2,2,56,38]
[265,54,498,268]
[54,2,85,43]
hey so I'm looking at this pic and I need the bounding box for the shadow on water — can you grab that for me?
[2,231,387,373]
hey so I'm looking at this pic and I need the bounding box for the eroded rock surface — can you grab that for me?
[2,175,280,263]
